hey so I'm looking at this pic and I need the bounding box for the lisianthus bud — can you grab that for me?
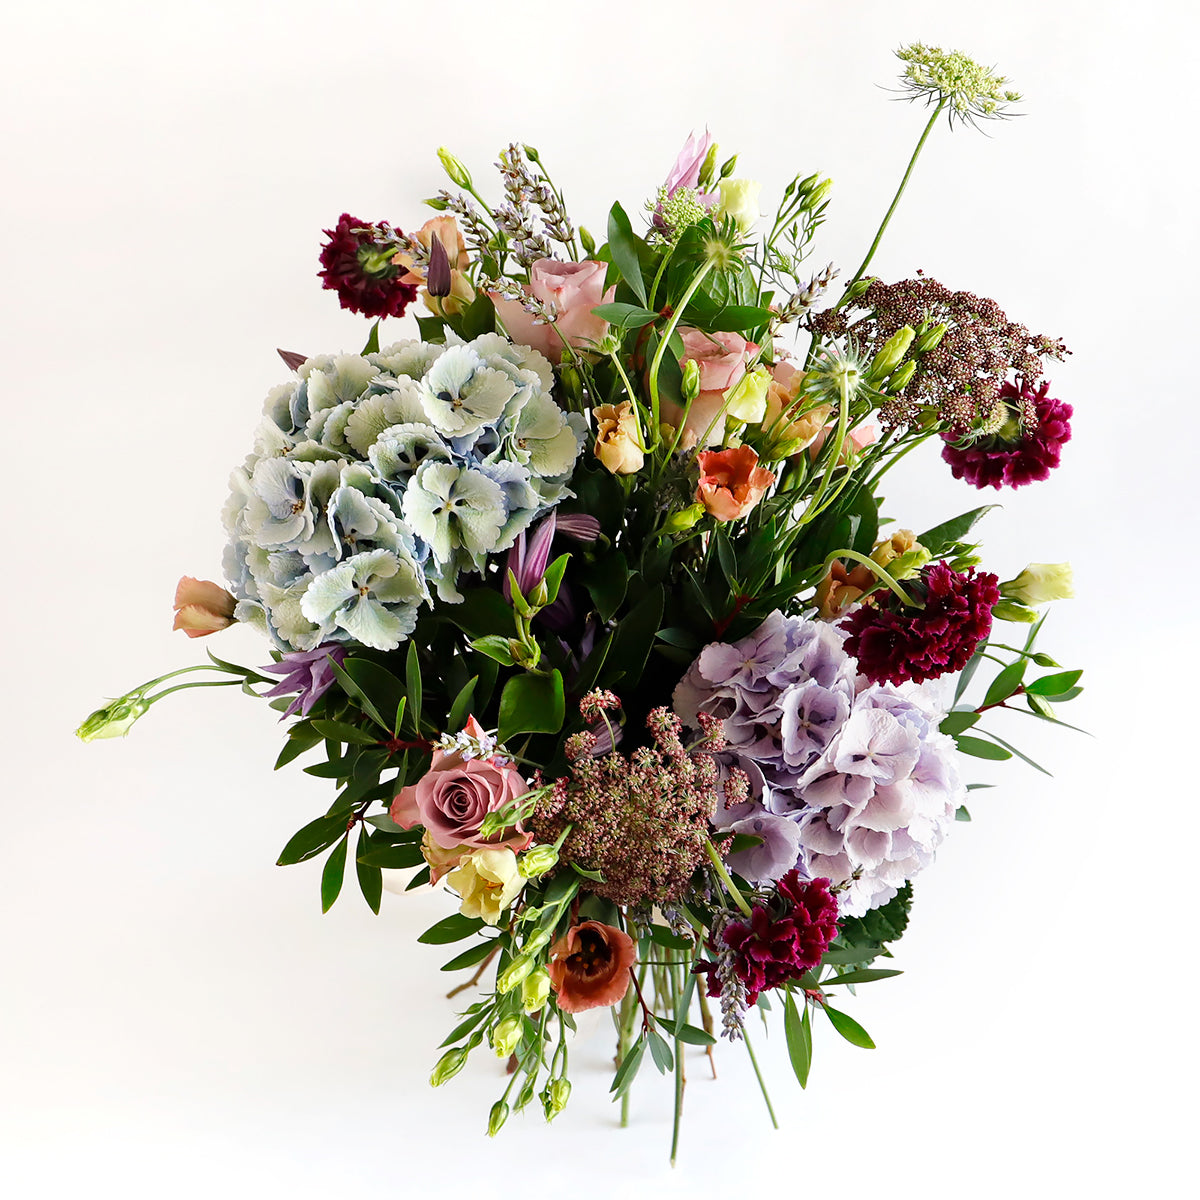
[75,694,150,742]
[491,1016,522,1058]
[698,142,720,190]
[681,357,701,402]
[808,177,834,207]
[580,226,597,256]
[542,1077,571,1121]
[519,844,560,877]
[723,366,770,424]
[430,1047,468,1087]
[437,146,473,190]
[521,928,552,956]
[487,1100,510,1138]
[521,969,552,1014]
[1001,562,1075,606]
[719,154,739,180]
[868,326,916,382]
[496,954,536,994]
[992,600,1038,623]
[716,178,762,233]
[663,503,706,534]
[914,322,948,354]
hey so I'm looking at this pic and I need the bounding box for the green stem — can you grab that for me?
[648,251,673,311]
[143,678,244,704]
[647,260,714,448]
[704,840,753,918]
[794,364,852,528]
[741,1024,779,1130]
[607,351,650,450]
[819,548,917,607]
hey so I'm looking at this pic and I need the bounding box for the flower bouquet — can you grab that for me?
[80,44,1083,1158]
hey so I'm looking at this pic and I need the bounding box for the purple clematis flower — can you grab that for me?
[261,643,348,718]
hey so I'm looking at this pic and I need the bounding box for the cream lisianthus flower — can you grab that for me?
[1001,562,1075,605]
[446,847,525,925]
[593,401,645,474]
[716,178,762,232]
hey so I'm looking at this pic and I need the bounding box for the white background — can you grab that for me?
[3,1,1196,1196]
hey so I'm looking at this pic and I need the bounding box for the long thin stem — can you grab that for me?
[703,840,753,918]
[143,678,243,704]
[741,1024,779,1130]
[819,547,917,607]
[647,261,714,447]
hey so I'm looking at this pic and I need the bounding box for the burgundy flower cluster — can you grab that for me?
[941,379,1073,489]
[702,872,839,1007]
[318,213,417,319]
[840,561,999,686]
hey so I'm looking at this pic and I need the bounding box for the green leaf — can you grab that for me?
[418,913,485,945]
[702,305,774,332]
[274,723,322,768]
[784,992,812,1089]
[277,811,351,866]
[303,757,356,779]
[644,924,692,951]
[671,1022,715,1047]
[360,320,380,355]
[541,553,570,605]
[1025,669,1083,697]
[415,314,446,341]
[405,642,423,733]
[498,669,565,741]
[939,711,980,736]
[459,291,497,340]
[570,863,606,883]
[606,202,648,306]
[647,1029,674,1075]
[821,968,902,986]
[953,648,984,704]
[447,676,479,731]
[955,805,972,822]
[1027,694,1056,720]
[470,635,517,667]
[442,586,514,638]
[357,841,425,869]
[310,719,381,746]
[917,505,998,556]
[439,1006,489,1047]
[954,735,1013,761]
[354,825,382,915]
[982,660,1027,709]
[823,1004,875,1049]
[609,1035,646,1098]
[591,302,658,329]
[441,939,499,972]
[605,584,664,687]
[327,657,391,732]
[405,864,431,891]
[979,730,1053,777]
[321,835,349,913]
[579,551,628,622]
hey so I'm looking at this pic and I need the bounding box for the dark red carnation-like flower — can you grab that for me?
[702,872,839,1006]
[941,379,1072,489]
[840,561,999,686]
[318,213,417,319]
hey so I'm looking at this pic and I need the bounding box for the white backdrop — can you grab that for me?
[3,1,1195,1196]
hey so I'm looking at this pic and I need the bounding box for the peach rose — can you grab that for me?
[695,445,775,521]
[763,362,829,455]
[394,216,475,317]
[593,400,645,475]
[172,576,236,637]
[491,259,615,361]
[547,921,636,1014]
[662,328,758,449]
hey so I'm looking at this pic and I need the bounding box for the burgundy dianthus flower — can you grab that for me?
[703,872,839,1007]
[318,213,417,319]
[941,379,1073,489]
[840,561,999,686]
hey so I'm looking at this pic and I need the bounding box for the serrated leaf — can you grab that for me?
[418,913,485,945]
[321,835,348,913]
[784,992,812,1088]
[823,1004,875,1049]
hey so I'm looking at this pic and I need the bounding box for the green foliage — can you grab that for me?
[829,884,912,966]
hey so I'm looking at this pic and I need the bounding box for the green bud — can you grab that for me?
[437,146,473,190]
[843,276,873,304]
[515,1072,538,1111]
[519,844,560,878]
[429,1047,468,1087]
[914,322,948,354]
[807,177,833,208]
[723,366,770,423]
[521,968,552,1014]
[496,954,535,994]
[542,1077,571,1121]
[718,153,738,180]
[491,1016,522,1059]
[698,142,720,190]
[886,360,917,393]
[888,545,932,580]
[523,144,541,162]
[423,196,450,211]
[487,1100,510,1137]
[681,357,701,403]
[76,694,150,742]
[579,226,596,256]
[558,363,584,407]
[868,326,916,382]
[662,503,705,535]
[992,600,1039,624]
[522,927,552,956]
[1001,562,1075,606]
[509,639,541,670]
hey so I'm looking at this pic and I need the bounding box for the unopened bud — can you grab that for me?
[698,142,720,190]
[868,326,916,382]
[423,196,450,211]
[681,358,701,403]
[542,1077,571,1121]
[487,1100,510,1137]
[807,177,833,208]
[437,146,473,190]
[76,694,150,742]
[992,600,1038,624]
[558,364,584,406]
[491,1016,522,1058]
[663,503,705,535]
[886,360,917,393]
[913,322,948,354]
[429,1047,468,1087]
[519,845,560,878]
[496,955,535,994]
[1001,562,1075,606]
[579,226,597,257]
[521,968,552,1014]
[522,927,552,956]
[719,153,739,180]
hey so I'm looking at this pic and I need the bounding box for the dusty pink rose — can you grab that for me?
[696,445,775,521]
[808,421,880,464]
[491,259,615,361]
[172,576,236,637]
[662,328,758,448]
[391,720,531,851]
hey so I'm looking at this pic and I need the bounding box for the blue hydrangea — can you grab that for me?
[222,334,583,652]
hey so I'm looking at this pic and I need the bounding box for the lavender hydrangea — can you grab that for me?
[222,334,586,651]
[674,612,965,916]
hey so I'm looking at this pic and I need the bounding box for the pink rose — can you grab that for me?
[808,421,880,465]
[696,445,775,521]
[662,328,758,449]
[491,259,615,361]
[391,719,531,851]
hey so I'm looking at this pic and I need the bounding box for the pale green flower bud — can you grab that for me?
[807,177,833,207]
[681,358,701,403]
[886,360,917,393]
[580,226,597,256]
[521,969,552,1014]
[519,844,560,878]
[437,146,473,190]
[491,1016,522,1059]
[718,154,738,180]
[542,1077,571,1121]
[1001,562,1075,606]
[662,503,706,535]
[487,1100,510,1137]
[992,600,1038,624]
[724,366,770,424]
[429,1047,468,1087]
[496,954,535,994]
[76,694,150,742]
[698,142,720,190]
[914,322,948,354]
[868,326,916,382]
[715,178,762,233]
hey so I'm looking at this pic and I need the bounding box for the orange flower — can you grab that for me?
[394,216,475,317]
[172,577,236,637]
[814,560,877,619]
[547,921,636,1014]
[695,445,775,521]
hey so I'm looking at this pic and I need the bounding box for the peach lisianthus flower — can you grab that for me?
[593,400,645,475]
[547,921,636,1014]
[394,216,475,317]
[763,362,829,456]
[172,576,236,637]
[695,445,775,521]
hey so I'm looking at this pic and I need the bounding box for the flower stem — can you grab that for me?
[703,840,752,918]
[647,261,714,448]
[819,548,917,608]
[794,364,852,528]
[143,678,244,704]
[741,1024,779,1130]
